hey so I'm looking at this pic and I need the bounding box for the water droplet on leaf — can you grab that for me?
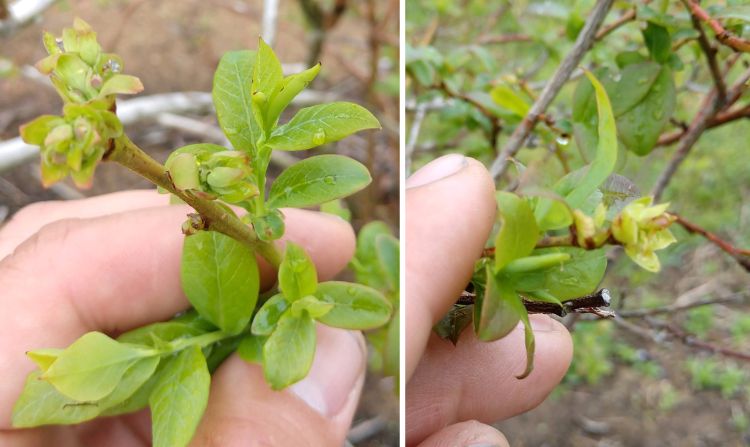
[556,135,570,146]
[312,129,326,146]
[108,59,121,73]
[323,175,336,185]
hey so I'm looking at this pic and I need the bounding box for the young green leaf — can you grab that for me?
[643,22,671,64]
[291,295,334,319]
[251,293,290,336]
[382,309,400,378]
[510,297,535,379]
[266,63,321,129]
[251,38,284,131]
[26,348,63,372]
[117,321,208,347]
[263,311,316,390]
[495,192,539,271]
[181,230,260,334]
[238,334,267,364]
[474,266,522,341]
[565,71,617,210]
[375,233,400,295]
[278,242,318,301]
[266,102,380,151]
[13,355,160,427]
[149,346,210,447]
[213,50,262,153]
[41,332,154,402]
[510,247,607,301]
[434,305,473,345]
[490,84,530,118]
[267,154,371,208]
[314,281,392,330]
[350,221,393,291]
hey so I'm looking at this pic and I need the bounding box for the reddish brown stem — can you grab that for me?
[686,0,750,52]
[674,214,750,272]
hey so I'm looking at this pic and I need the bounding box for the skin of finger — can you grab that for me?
[0,207,355,428]
[0,190,169,260]
[405,315,573,446]
[417,420,509,447]
[191,328,366,447]
[406,158,496,380]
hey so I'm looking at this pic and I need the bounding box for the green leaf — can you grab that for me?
[474,266,522,341]
[252,293,290,336]
[267,154,371,208]
[382,309,400,377]
[513,301,536,379]
[290,295,334,319]
[13,357,158,427]
[97,74,143,97]
[181,230,260,334]
[41,332,154,402]
[616,66,675,155]
[643,22,671,64]
[511,247,607,301]
[350,221,393,291]
[566,71,617,209]
[117,318,211,347]
[434,305,473,345]
[263,311,316,389]
[266,102,380,151]
[253,38,283,98]
[278,242,318,301]
[375,233,400,296]
[320,199,352,222]
[266,63,321,129]
[150,346,210,447]
[494,192,539,271]
[213,50,263,153]
[315,281,393,330]
[26,348,63,372]
[490,84,530,117]
[238,334,267,364]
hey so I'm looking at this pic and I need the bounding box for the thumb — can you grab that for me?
[406,155,497,380]
[191,325,366,446]
[417,420,509,447]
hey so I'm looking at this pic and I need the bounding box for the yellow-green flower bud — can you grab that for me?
[611,197,676,272]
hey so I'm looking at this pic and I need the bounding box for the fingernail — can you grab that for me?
[290,328,366,417]
[407,154,468,188]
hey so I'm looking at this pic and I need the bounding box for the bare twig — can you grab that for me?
[262,0,280,46]
[652,68,750,201]
[458,289,612,318]
[619,292,747,318]
[674,214,750,271]
[685,0,750,53]
[683,0,727,103]
[405,103,427,174]
[0,0,58,35]
[645,317,750,362]
[489,0,615,180]
[594,8,635,41]
[657,104,750,146]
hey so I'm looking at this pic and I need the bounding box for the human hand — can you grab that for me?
[406,155,574,446]
[0,190,365,446]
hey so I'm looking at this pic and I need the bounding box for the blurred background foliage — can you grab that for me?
[407,0,750,445]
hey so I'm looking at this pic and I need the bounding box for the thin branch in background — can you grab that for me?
[652,67,750,201]
[435,81,502,149]
[297,0,348,66]
[594,7,635,41]
[685,0,750,53]
[674,214,750,271]
[489,0,615,180]
[0,0,58,35]
[657,104,750,146]
[405,103,427,174]
[645,316,750,362]
[618,291,747,318]
[262,0,280,47]
[0,0,9,19]
[683,0,727,103]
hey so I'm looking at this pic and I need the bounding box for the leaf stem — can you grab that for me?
[106,134,283,268]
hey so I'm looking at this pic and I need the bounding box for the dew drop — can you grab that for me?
[637,77,648,85]
[611,72,622,82]
[556,135,570,146]
[284,186,293,196]
[323,175,336,185]
[55,38,65,52]
[346,286,358,295]
[108,59,121,73]
[312,129,326,145]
